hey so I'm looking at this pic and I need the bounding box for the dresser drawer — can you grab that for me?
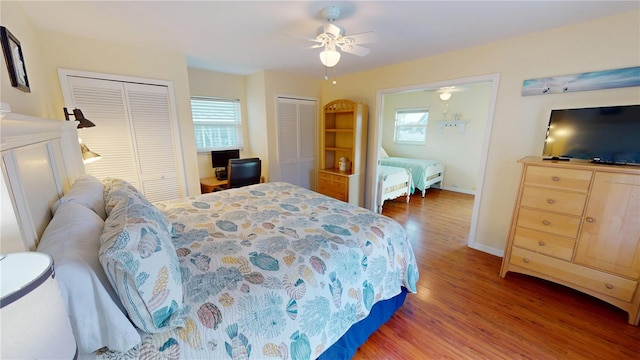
[510,247,638,302]
[520,187,587,216]
[516,208,581,238]
[318,171,348,201]
[524,166,592,192]
[318,171,348,184]
[513,227,575,261]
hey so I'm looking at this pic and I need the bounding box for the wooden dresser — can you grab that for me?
[500,157,640,325]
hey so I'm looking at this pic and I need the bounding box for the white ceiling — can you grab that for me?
[15,1,639,79]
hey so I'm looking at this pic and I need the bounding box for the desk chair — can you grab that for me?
[226,158,261,189]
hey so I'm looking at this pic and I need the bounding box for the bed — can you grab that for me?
[376,165,411,213]
[379,157,444,197]
[1,111,419,360]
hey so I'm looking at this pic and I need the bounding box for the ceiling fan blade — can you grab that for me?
[342,31,377,45]
[322,23,343,37]
[309,43,324,49]
[339,43,371,57]
[286,33,320,43]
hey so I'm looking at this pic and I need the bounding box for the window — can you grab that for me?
[191,97,243,152]
[394,108,429,145]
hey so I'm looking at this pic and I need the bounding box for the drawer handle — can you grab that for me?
[538,241,545,247]
[586,217,595,223]
[542,220,550,226]
[551,176,560,182]
[547,199,555,204]
[523,258,530,263]
[605,283,614,290]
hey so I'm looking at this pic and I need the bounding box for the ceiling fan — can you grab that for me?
[437,86,466,101]
[302,6,377,68]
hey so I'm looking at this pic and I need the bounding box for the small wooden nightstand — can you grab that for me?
[200,177,228,193]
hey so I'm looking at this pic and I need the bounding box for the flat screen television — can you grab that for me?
[211,149,240,168]
[542,104,640,165]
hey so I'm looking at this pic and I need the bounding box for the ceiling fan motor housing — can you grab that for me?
[321,6,341,22]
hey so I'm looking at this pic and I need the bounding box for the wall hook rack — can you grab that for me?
[437,120,470,133]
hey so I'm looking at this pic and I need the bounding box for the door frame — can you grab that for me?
[368,73,500,251]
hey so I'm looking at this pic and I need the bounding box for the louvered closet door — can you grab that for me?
[277,97,316,189]
[64,76,183,202]
[66,76,140,187]
[124,83,181,202]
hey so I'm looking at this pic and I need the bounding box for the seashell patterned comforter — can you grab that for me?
[96,182,418,360]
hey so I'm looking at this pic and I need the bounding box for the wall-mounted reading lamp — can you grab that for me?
[63,107,96,128]
[79,139,102,164]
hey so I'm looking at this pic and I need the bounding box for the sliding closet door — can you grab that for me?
[62,74,184,202]
[276,97,316,189]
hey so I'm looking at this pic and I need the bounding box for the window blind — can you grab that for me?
[191,97,243,152]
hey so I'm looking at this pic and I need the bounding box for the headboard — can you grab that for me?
[1,111,85,252]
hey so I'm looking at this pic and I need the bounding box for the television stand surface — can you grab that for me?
[200,176,229,193]
[542,156,570,161]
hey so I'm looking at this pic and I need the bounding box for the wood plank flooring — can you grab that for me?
[354,190,640,359]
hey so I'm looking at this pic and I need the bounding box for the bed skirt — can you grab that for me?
[317,287,409,360]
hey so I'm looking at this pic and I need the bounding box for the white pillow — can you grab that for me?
[380,147,390,158]
[52,174,107,220]
[37,202,141,353]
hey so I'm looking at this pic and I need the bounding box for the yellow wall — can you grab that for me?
[322,10,640,254]
[0,3,201,196]
[0,2,50,116]
[40,31,200,196]
[2,3,638,256]
[245,71,270,180]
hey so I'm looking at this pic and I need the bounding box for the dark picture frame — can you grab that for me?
[1,26,30,92]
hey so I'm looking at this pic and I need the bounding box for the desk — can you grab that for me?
[200,176,228,193]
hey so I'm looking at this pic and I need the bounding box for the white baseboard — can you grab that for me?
[468,242,504,257]
[440,186,476,195]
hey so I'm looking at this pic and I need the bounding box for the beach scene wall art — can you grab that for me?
[522,66,640,96]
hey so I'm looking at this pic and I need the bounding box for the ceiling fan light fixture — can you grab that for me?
[319,49,341,68]
[439,92,452,101]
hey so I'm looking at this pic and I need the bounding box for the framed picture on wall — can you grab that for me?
[1,26,30,92]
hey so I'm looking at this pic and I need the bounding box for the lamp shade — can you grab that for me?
[319,49,341,68]
[80,142,102,164]
[439,92,452,101]
[0,252,77,359]
[63,107,96,128]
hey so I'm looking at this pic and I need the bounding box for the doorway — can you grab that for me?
[369,74,500,250]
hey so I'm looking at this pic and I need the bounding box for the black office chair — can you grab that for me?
[226,158,261,189]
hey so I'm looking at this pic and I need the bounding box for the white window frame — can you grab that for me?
[394,107,429,145]
[191,96,243,152]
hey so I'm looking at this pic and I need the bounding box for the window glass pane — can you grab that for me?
[397,111,428,125]
[191,97,243,151]
[394,108,428,144]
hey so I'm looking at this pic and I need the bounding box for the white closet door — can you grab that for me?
[124,83,181,202]
[277,97,316,189]
[66,76,140,188]
[62,75,184,202]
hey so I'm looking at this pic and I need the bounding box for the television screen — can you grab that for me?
[542,105,640,165]
[211,149,240,168]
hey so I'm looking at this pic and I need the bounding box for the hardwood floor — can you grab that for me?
[354,190,640,359]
